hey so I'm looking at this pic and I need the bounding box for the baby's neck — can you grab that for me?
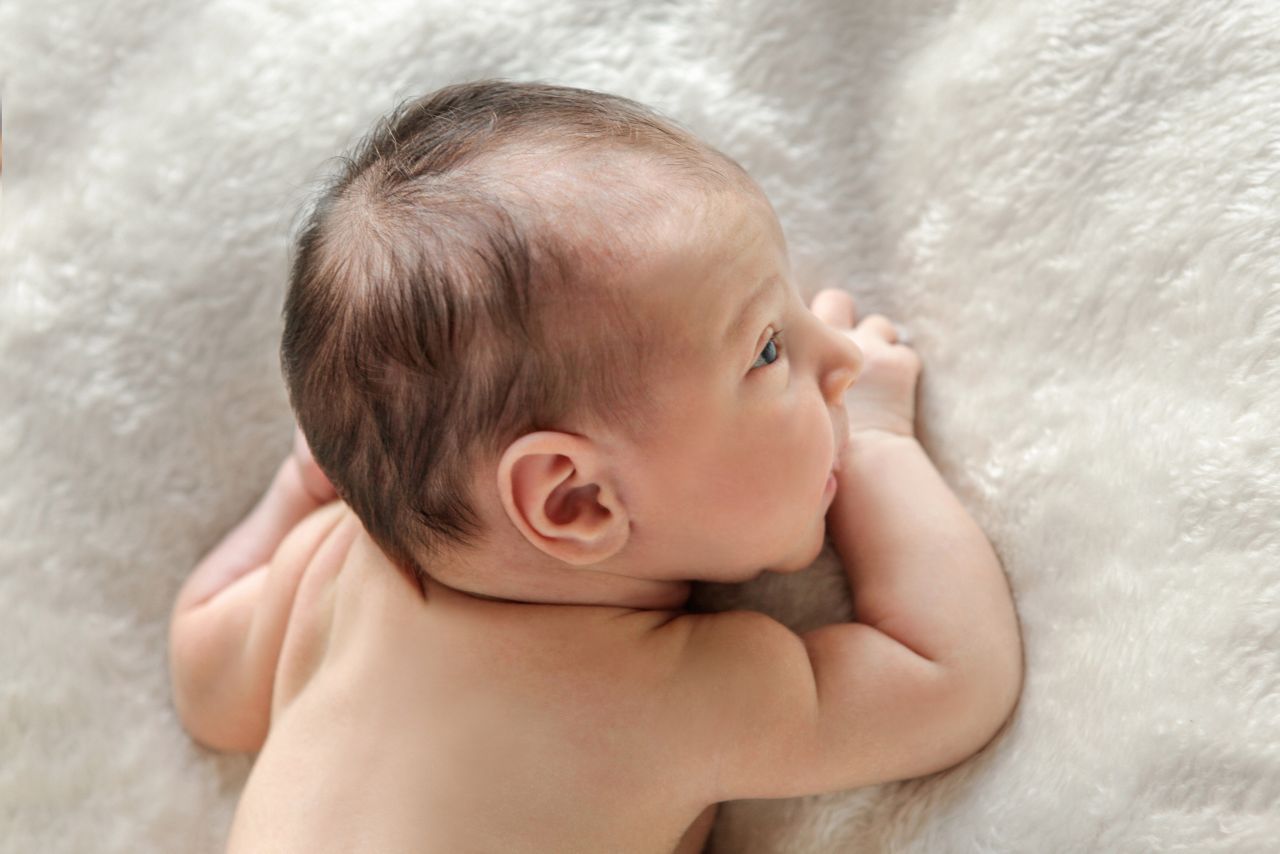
[401,527,694,610]
[425,570,693,611]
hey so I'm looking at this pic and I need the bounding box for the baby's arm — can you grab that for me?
[817,302,1023,728]
[168,429,340,752]
[826,429,1023,682]
[675,298,1022,801]
[681,430,1022,800]
[173,429,336,612]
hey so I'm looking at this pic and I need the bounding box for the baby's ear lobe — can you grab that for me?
[497,431,630,566]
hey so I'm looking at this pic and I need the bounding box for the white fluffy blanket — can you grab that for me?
[3,0,1278,851]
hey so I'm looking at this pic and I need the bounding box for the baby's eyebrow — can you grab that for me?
[723,274,780,349]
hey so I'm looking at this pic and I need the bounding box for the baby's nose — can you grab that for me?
[824,341,862,400]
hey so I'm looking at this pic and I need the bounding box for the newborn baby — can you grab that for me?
[168,80,1023,853]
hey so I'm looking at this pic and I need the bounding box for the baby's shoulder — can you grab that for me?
[487,605,772,691]
[468,601,694,681]
[507,607,762,727]
[440,601,707,727]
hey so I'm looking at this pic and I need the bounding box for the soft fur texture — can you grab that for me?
[3,1,1278,851]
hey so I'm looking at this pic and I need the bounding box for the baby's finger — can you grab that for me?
[810,288,857,329]
[857,314,900,343]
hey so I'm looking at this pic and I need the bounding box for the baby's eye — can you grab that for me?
[751,329,785,370]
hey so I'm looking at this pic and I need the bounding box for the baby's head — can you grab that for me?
[281,80,861,605]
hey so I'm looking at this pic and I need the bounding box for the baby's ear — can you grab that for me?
[496,431,629,566]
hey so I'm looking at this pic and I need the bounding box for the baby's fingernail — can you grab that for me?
[895,323,911,346]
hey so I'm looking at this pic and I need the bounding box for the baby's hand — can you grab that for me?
[291,426,339,504]
[810,289,921,441]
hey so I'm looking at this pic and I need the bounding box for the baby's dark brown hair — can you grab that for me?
[281,79,748,594]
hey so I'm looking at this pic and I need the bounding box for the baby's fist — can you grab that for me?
[810,289,920,440]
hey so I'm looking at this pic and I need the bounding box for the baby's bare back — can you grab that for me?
[226,506,717,854]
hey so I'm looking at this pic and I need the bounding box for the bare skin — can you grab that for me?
[219,501,723,853]
[170,180,1020,852]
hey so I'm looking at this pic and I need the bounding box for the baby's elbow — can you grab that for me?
[945,646,1024,763]
[976,648,1025,752]
[172,684,266,755]
[168,622,267,755]
[995,626,1027,724]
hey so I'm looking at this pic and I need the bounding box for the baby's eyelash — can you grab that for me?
[752,327,786,370]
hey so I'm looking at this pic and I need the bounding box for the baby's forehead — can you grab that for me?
[501,162,707,280]
[480,144,776,325]
[488,139,755,238]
